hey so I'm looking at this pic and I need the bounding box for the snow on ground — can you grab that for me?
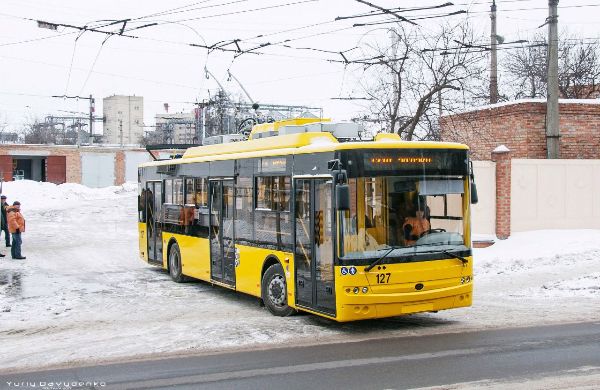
[0,180,599,372]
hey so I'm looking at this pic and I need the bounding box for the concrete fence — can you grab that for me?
[472,149,600,238]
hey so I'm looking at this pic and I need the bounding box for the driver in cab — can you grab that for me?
[403,204,430,246]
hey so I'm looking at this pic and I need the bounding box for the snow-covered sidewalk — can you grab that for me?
[0,181,598,372]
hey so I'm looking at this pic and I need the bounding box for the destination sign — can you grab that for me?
[260,157,287,173]
[370,157,433,165]
[342,149,469,177]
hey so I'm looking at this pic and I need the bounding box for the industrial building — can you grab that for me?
[102,95,144,145]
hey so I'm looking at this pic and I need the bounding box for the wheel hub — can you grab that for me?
[268,275,286,306]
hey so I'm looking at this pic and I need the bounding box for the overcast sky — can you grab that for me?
[1,0,598,132]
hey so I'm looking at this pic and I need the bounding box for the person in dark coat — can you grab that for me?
[1,195,10,247]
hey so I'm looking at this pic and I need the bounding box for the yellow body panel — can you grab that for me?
[138,222,148,262]
[161,232,210,279]
[334,258,473,322]
[235,245,294,302]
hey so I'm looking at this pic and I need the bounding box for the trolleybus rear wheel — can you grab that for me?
[168,243,185,283]
[262,263,294,317]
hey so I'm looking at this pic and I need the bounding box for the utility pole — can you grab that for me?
[546,0,560,159]
[490,0,499,104]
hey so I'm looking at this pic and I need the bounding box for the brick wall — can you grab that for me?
[115,150,126,185]
[63,148,82,183]
[492,148,511,239]
[440,100,600,160]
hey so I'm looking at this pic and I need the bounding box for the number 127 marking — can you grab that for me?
[376,273,391,284]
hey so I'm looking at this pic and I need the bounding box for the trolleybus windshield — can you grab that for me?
[338,149,469,262]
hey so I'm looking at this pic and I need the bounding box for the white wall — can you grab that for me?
[81,153,115,188]
[511,159,600,231]
[125,151,152,182]
[471,161,496,235]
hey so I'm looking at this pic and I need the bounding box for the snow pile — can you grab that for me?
[0,180,599,372]
[0,180,136,211]
[476,230,600,262]
[475,230,600,281]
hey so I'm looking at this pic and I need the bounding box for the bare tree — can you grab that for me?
[504,33,600,99]
[503,35,547,99]
[20,116,77,145]
[0,113,8,140]
[559,40,600,98]
[356,23,486,140]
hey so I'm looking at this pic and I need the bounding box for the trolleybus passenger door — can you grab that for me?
[146,181,163,264]
[294,178,336,316]
[209,179,236,286]
[222,180,236,286]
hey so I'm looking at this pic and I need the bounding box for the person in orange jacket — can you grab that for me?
[403,208,430,246]
[7,201,26,260]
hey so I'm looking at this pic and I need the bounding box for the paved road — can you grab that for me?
[2,322,599,390]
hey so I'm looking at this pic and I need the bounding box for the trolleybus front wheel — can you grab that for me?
[262,263,294,317]
[168,242,186,283]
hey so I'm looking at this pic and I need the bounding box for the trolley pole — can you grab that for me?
[490,0,498,104]
[546,0,560,159]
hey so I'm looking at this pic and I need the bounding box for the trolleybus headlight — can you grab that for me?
[460,277,465,284]
[353,287,359,294]
[362,287,368,293]
[466,276,471,283]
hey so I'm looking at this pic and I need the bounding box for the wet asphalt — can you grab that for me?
[1,321,599,390]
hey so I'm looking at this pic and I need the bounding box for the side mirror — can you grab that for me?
[336,184,350,211]
[469,160,478,204]
[470,181,479,204]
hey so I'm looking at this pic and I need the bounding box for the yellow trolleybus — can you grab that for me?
[137,118,477,322]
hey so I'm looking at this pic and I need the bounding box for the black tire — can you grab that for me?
[168,242,186,283]
[261,263,295,317]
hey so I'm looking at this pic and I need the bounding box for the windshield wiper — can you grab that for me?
[442,250,468,264]
[411,248,469,265]
[364,246,398,272]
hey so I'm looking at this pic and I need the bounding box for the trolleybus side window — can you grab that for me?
[185,178,195,205]
[163,178,184,225]
[173,179,183,206]
[195,178,209,229]
[235,176,254,243]
[255,176,290,211]
[165,179,173,204]
[195,178,208,207]
[255,176,292,249]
